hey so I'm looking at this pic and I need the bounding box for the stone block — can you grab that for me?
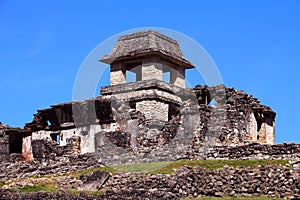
[170,66,185,88]
[141,57,163,81]
[136,100,168,121]
[110,63,126,85]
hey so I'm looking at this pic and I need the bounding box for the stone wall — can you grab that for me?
[14,81,277,164]
[0,153,103,181]
[193,84,276,145]
[103,164,300,199]
[110,62,126,85]
[170,66,185,88]
[141,57,163,81]
[95,134,300,166]
[203,142,300,160]
[26,81,276,147]
[136,100,169,121]
[0,160,299,199]
[0,123,10,160]
[31,137,82,162]
[0,189,177,200]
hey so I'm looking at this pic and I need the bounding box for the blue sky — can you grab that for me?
[0,1,299,143]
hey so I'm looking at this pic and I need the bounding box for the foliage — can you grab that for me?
[111,159,288,174]
[18,183,57,193]
[0,181,6,188]
[7,159,289,196]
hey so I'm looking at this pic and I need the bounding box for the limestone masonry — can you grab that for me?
[0,30,299,199]
[0,30,280,163]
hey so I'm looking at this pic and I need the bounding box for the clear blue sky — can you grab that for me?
[0,1,299,143]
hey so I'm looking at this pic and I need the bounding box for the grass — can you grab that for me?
[35,159,286,178]
[69,166,118,178]
[113,161,171,173]
[0,181,6,188]
[18,183,58,193]
[110,159,289,174]
[8,159,288,195]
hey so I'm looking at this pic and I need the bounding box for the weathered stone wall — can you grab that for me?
[136,100,169,121]
[101,79,182,122]
[22,135,33,161]
[0,153,103,181]
[110,62,126,85]
[95,134,300,166]
[94,112,186,165]
[100,79,179,95]
[27,81,275,148]
[19,81,277,164]
[0,160,299,199]
[193,84,276,145]
[0,123,10,160]
[104,164,300,199]
[103,88,182,105]
[31,137,83,162]
[0,189,177,200]
[141,57,163,81]
[170,66,185,88]
[203,142,300,160]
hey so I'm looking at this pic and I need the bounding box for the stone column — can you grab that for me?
[110,62,126,85]
[141,57,163,81]
[170,66,185,88]
[22,135,33,161]
[131,65,142,82]
[265,117,275,144]
[257,114,275,144]
[128,119,139,149]
[247,112,258,142]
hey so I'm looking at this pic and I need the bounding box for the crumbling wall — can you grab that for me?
[136,100,168,121]
[203,142,300,160]
[92,83,277,165]
[31,136,82,162]
[103,164,300,199]
[25,98,114,131]
[22,135,33,161]
[193,84,276,146]
[0,123,10,160]
[22,81,277,164]
[0,154,299,199]
[0,124,34,162]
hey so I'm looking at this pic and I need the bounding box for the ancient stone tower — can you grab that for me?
[100,30,195,122]
[0,29,276,163]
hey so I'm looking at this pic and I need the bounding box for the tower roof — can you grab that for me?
[100,30,195,69]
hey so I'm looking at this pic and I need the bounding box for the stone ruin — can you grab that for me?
[1,30,300,199]
[0,30,278,164]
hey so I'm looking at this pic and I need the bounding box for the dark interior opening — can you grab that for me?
[266,115,273,126]
[168,103,180,121]
[81,131,88,136]
[254,112,263,132]
[129,102,136,110]
[256,118,263,132]
[9,132,23,154]
[50,133,60,143]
